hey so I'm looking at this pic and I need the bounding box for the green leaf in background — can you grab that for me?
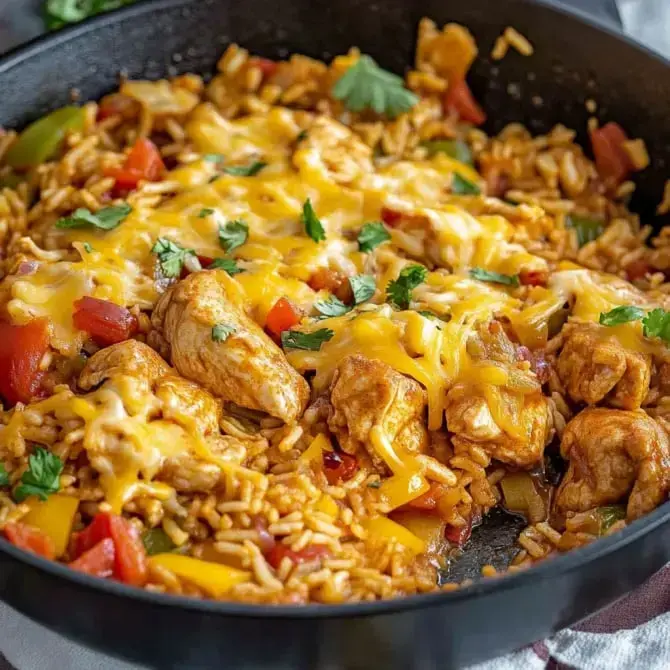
[45,0,138,30]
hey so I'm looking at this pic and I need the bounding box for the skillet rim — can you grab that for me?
[0,0,669,620]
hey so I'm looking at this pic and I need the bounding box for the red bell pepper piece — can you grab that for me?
[4,522,56,560]
[69,538,116,578]
[444,79,486,126]
[73,297,138,346]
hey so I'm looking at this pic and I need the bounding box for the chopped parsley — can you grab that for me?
[209,257,244,275]
[599,305,645,327]
[56,203,131,231]
[367,479,382,489]
[350,274,376,304]
[386,265,428,309]
[566,214,604,248]
[357,221,390,252]
[198,208,215,218]
[302,198,326,242]
[82,242,93,253]
[222,161,266,177]
[314,296,349,317]
[218,220,249,253]
[332,55,418,118]
[451,173,481,195]
[0,464,9,488]
[281,328,334,351]
[211,323,236,342]
[469,267,520,287]
[14,447,63,502]
[151,237,197,278]
[422,139,473,165]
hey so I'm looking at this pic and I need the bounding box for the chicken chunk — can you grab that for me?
[445,384,549,467]
[151,270,310,424]
[557,323,651,410]
[328,355,428,471]
[555,408,670,521]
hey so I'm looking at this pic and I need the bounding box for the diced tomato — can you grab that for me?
[589,122,633,185]
[4,522,56,560]
[307,268,353,304]
[445,516,473,547]
[519,268,549,287]
[250,57,278,80]
[197,255,215,269]
[69,538,116,578]
[408,482,447,511]
[380,207,403,227]
[322,450,358,485]
[0,318,50,406]
[73,297,138,347]
[265,297,301,338]
[625,258,651,281]
[105,138,165,192]
[71,513,147,586]
[265,543,331,569]
[444,79,486,126]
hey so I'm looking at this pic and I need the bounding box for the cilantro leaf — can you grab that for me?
[302,198,326,242]
[45,0,137,29]
[451,173,481,195]
[209,257,244,275]
[14,447,63,502]
[469,267,520,287]
[56,203,131,230]
[203,153,224,163]
[211,323,236,342]
[422,139,473,165]
[386,265,428,309]
[566,215,604,248]
[350,274,376,304]
[332,55,418,119]
[642,308,670,342]
[358,221,390,252]
[599,305,645,327]
[222,161,266,177]
[218,220,249,253]
[0,464,9,488]
[151,237,197,278]
[82,242,93,253]
[314,295,349,317]
[198,208,215,218]
[281,328,334,351]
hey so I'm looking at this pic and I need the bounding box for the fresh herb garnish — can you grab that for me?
[599,305,645,327]
[218,220,248,253]
[386,265,428,309]
[332,55,418,118]
[56,203,131,231]
[0,464,9,488]
[222,161,266,177]
[14,447,63,502]
[451,173,481,195]
[296,130,309,142]
[151,237,197,278]
[598,505,626,535]
[469,267,520,287]
[566,214,604,248]
[314,296,350,317]
[422,139,473,165]
[209,257,244,275]
[357,221,391,252]
[302,198,326,242]
[211,323,236,342]
[281,328,334,351]
[350,274,376,304]
[203,153,224,163]
[82,242,93,253]
[198,208,215,218]
[45,0,137,30]
[367,480,382,489]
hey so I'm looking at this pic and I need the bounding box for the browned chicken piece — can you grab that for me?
[557,322,651,410]
[151,270,310,424]
[445,384,549,467]
[79,340,221,435]
[555,407,670,521]
[328,355,428,471]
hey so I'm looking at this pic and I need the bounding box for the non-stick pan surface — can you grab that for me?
[1,0,670,667]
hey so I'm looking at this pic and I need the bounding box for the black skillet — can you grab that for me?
[1,0,670,667]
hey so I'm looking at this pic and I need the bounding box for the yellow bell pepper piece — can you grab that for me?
[22,494,79,558]
[299,434,332,463]
[149,554,251,597]
[363,516,426,555]
[378,473,430,511]
[314,493,339,518]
